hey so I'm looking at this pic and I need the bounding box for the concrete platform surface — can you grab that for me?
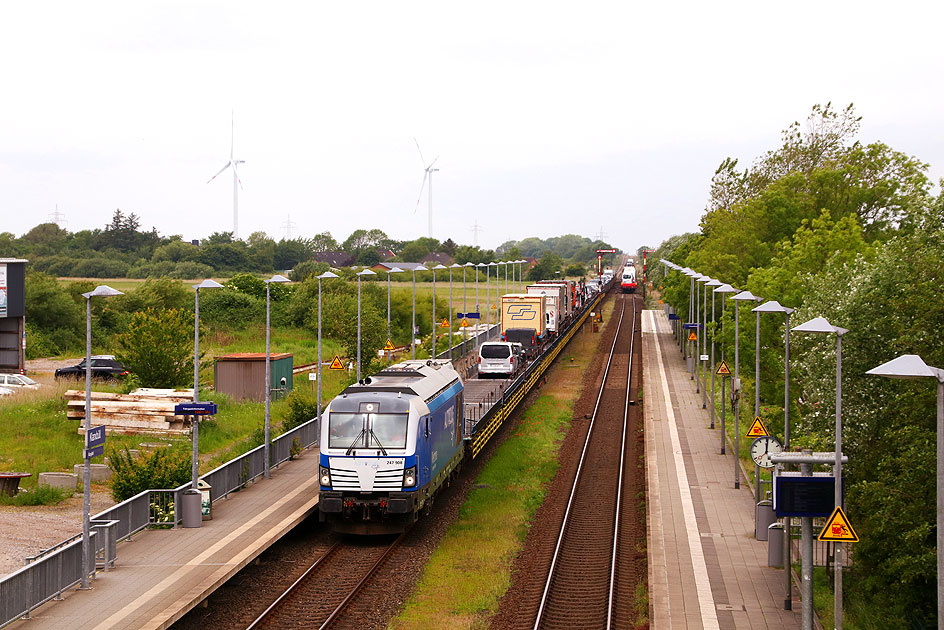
[644,309,801,629]
[9,451,318,630]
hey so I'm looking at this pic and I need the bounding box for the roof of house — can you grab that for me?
[421,252,454,266]
[313,251,354,267]
[373,261,430,272]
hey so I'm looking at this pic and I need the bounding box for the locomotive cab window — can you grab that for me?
[328,411,409,450]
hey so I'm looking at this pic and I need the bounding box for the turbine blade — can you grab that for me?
[428,154,439,169]
[207,161,232,183]
[233,163,245,190]
[414,171,428,214]
[413,137,426,167]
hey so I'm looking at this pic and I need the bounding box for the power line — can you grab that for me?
[49,205,68,228]
[470,221,483,247]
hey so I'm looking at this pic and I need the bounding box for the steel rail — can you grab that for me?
[319,534,405,630]
[607,294,638,628]
[245,541,342,630]
[533,294,627,630]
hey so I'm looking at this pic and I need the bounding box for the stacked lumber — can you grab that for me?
[65,389,196,436]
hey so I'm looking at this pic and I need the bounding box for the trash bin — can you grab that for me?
[755,499,775,540]
[768,522,784,567]
[198,480,212,521]
[181,489,203,528]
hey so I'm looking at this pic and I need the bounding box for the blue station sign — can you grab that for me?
[86,424,106,449]
[174,402,219,416]
[456,312,481,319]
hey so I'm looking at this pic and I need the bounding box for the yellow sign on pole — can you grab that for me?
[383,339,396,351]
[329,356,344,370]
[715,360,732,376]
[460,319,469,328]
[746,416,770,438]
[688,331,697,341]
[818,506,859,543]
[440,318,449,328]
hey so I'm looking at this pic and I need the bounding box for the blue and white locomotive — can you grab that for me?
[318,360,464,534]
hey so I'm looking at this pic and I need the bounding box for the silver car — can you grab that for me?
[0,374,40,390]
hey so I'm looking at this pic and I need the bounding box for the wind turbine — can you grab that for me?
[207,113,245,239]
[413,138,439,239]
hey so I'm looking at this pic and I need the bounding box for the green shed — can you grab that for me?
[214,353,294,402]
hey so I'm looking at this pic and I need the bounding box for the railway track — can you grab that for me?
[246,534,404,630]
[533,293,643,630]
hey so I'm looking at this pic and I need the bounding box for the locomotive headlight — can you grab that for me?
[403,466,417,488]
[320,467,332,487]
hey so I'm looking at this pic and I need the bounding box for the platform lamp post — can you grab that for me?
[356,269,376,381]
[713,283,738,451]
[463,262,474,315]
[753,299,795,612]
[316,271,339,435]
[705,278,722,427]
[683,269,697,375]
[696,274,710,400]
[450,263,462,359]
[411,264,428,359]
[385,267,404,363]
[191,280,223,493]
[264,274,291,479]
[748,292,765,503]
[730,290,760,489]
[489,262,498,333]
[867,353,944,629]
[792,316,849,629]
[81,284,123,590]
[476,263,486,346]
[431,264,447,357]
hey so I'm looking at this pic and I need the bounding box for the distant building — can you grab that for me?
[376,248,395,261]
[420,252,454,266]
[523,257,538,269]
[313,251,354,268]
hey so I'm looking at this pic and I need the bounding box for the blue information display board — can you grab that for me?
[174,402,218,416]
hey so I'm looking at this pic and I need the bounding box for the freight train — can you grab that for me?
[317,269,620,534]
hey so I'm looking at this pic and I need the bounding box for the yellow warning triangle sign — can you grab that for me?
[383,339,395,351]
[818,506,859,543]
[440,318,449,328]
[688,331,697,341]
[329,356,344,370]
[460,319,469,328]
[746,416,769,438]
[715,360,731,376]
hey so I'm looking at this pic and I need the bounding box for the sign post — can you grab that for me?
[716,360,731,454]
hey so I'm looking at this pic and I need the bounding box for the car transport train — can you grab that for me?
[318,270,620,534]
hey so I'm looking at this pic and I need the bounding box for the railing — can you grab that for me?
[436,323,500,361]
[0,415,321,629]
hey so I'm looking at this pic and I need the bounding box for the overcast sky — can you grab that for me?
[1,1,941,253]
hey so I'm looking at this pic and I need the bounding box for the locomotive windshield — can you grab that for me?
[328,412,409,450]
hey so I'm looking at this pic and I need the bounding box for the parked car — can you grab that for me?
[55,356,130,380]
[477,342,520,379]
[0,374,41,390]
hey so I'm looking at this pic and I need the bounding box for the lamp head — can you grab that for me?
[752,299,794,314]
[714,283,737,294]
[82,285,123,299]
[267,274,291,284]
[866,354,944,381]
[317,271,339,280]
[705,278,723,287]
[791,316,848,335]
[387,267,404,274]
[357,269,376,276]
[193,279,224,290]
[731,290,760,302]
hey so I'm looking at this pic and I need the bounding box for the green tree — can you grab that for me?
[115,308,196,388]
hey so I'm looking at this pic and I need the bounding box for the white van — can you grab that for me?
[477,342,520,378]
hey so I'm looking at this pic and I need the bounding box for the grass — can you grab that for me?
[390,295,612,629]
[0,484,72,506]
[391,396,574,630]
[0,382,159,490]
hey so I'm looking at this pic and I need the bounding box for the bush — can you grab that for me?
[171,261,215,279]
[282,390,319,432]
[198,288,264,327]
[109,447,192,502]
[289,260,330,283]
[564,263,585,277]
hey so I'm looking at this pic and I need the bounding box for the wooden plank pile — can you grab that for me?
[65,388,196,436]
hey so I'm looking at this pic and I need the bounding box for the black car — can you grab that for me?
[55,356,130,380]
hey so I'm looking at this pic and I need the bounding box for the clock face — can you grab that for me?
[750,436,783,469]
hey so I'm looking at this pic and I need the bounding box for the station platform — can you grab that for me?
[9,450,318,630]
[643,309,802,629]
